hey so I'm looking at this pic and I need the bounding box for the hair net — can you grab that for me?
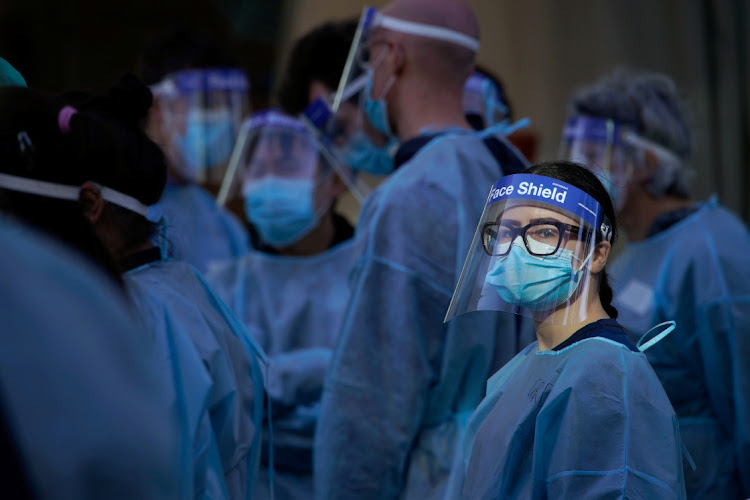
[568,68,693,197]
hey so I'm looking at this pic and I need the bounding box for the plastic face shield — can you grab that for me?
[151,68,250,187]
[445,173,612,326]
[216,110,322,204]
[463,71,510,129]
[559,116,636,212]
[326,6,480,142]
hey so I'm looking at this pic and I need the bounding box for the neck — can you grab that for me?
[393,80,472,141]
[277,209,335,257]
[118,240,157,260]
[622,187,693,242]
[533,277,610,351]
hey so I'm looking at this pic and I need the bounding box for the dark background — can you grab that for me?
[0,0,284,107]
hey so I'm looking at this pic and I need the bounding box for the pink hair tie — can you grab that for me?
[58,105,78,134]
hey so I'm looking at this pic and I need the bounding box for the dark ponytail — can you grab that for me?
[525,160,619,318]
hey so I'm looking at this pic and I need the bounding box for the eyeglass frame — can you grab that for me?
[481,219,593,257]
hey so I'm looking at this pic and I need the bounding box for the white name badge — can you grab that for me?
[618,279,654,317]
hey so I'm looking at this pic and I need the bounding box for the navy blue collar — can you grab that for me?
[393,132,527,176]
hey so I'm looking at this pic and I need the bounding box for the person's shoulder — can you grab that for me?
[558,334,644,375]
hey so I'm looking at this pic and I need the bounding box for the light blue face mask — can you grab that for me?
[339,131,396,175]
[178,108,235,177]
[363,66,396,139]
[485,239,588,311]
[243,176,319,248]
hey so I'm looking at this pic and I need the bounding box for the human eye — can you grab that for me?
[528,224,559,243]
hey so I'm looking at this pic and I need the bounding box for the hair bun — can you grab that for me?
[109,74,153,126]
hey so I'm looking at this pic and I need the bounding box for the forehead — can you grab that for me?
[500,204,578,226]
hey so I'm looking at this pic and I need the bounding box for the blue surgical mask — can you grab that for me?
[485,240,587,311]
[243,176,319,248]
[364,69,396,138]
[177,108,235,178]
[340,131,396,175]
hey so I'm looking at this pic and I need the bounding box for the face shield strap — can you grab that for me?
[0,172,150,217]
[621,130,683,173]
[373,13,480,52]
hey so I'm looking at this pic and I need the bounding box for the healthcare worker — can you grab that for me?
[207,109,361,499]
[0,85,189,498]
[0,81,266,499]
[445,162,686,499]
[139,26,251,273]
[314,1,530,498]
[561,68,750,499]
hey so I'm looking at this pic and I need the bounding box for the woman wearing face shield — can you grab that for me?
[445,161,686,499]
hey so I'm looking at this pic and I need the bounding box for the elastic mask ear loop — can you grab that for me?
[636,320,675,352]
[369,48,396,101]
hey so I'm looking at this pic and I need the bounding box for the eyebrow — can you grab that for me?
[528,217,567,225]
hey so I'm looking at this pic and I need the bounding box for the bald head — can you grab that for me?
[380,0,478,86]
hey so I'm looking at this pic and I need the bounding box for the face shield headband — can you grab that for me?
[0,172,150,218]
[485,174,612,242]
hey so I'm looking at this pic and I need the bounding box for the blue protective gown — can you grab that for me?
[0,221,182,499]
[124,258,266,500]
[153,183,250,274]
[207,236,362,500]
[314,131,525,499]
[609,198,750,499]
[447,330,686,499]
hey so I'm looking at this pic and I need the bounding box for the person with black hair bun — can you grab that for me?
[444,160,686,498]
[68,75,268,500]
[0,86,184,499]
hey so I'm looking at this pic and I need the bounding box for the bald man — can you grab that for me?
[315,1,530,498]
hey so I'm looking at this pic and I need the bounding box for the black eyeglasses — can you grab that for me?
[482,219,589,257]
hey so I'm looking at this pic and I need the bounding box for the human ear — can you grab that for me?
[590,240,611,274]
[78,181,104,224]
[390,42,406,75]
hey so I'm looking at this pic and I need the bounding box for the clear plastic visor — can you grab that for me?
[216,111,322,206]
[446,174,608,326]
[153,68,250,188]
[559,116,634,209]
